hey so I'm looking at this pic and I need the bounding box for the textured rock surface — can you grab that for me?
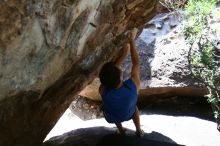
[79,12,220,101]
[79,12,201,101]
[0,0,161,146]
[70,95,103,120]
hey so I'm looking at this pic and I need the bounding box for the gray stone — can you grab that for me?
[0,0,160,146]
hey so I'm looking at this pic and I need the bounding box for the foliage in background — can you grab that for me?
[159,0,220,131]
[183,0,220,131]
[159,0,187,18]
[159,0,187,11]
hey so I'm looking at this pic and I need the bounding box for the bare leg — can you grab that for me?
[115,123,125,135]
[132,107,142,133]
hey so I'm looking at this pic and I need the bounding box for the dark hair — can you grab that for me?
[99,62,121,89]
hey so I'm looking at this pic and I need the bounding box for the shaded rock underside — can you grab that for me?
[0,0,162,146]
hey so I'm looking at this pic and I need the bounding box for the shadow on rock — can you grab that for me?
[44,126,184,146]
[96,131,184,146]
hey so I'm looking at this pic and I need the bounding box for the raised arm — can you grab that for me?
[99,43,129,95]
[114,44,129,68]
[130,28,140,91]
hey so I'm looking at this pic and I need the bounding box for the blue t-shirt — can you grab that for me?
[101,79,138,123]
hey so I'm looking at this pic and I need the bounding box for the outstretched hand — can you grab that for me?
[129,28,138,41]
[114,43,129,68]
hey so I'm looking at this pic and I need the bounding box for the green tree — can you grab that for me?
[183,0,220,131]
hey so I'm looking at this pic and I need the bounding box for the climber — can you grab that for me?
[99,28,144,137]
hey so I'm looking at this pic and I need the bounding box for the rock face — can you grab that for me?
[79,12,204,101]
[80,11,220,101]
[0,0,161,146]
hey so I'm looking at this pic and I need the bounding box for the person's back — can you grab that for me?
[99,28,144,136]
[101,78,137,123]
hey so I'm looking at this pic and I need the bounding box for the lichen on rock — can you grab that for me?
[0,0,160,146]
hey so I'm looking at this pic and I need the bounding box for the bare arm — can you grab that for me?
[114,44,129,68]
[99,44,129,95]
[130,29,140,91]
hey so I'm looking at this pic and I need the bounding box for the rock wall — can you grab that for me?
[79,12,203,101]
[0,0,161,146]
[80,12,220,101]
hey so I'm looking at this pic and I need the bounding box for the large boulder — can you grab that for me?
[79,12,203,101]
[80,11,220,101]
[0,0,161,146]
